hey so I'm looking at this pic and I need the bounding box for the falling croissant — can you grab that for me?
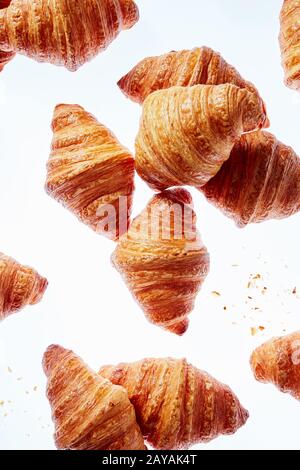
[46,104,135,240]
[280,0,300,90]
[43,345,146,450]
[0,0,139,71]
[112,188,210,335]
[0,252,48,321]
[118,46,263,104]
[201,130,300,227]
[99,358,249,450]
[135,84,268,192]
[250,331,300,401]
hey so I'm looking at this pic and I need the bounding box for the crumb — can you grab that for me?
[0,400,4,406]
[25,390,29,395]
[292,287,297,294]
[253,274,261,280]
[251,327,258,336]
[247,282,251,289]
[17,377,22,381]
[262,287,267,295]
[4,413,7,417]
[223,306,227,311]
[33,386,38,392]
[248,296,253,300]
[7,367,12,373]
[259,326,265,331]
[211,291,221,297]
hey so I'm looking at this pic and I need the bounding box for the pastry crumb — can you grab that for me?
[251,327,258,336]
[211,291,221,297]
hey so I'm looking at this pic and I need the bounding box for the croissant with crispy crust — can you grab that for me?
[46,104,135,240]
[112,188,210,335]
[0,252,48,321]
[201,131,300,227]
[280,0,300,90]
[135,84,268,191]
[118,46,263,104]
[0,0,139,71]
[251,331,300,400]
[99,358,249,449]
[43,345,146,450]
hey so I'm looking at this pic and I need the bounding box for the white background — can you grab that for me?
[0,0,300,450]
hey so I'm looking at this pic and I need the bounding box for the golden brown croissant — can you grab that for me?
[250,331,300,400]
[43,344,146,450]
[99,358,249,450]
[201,130,300,227]
[135,84,268,192]
[0,0,139,71]
[280,0,300,90]
[118,46,262,104]
[0,252,48,321]
[46,104,135,240]
[111,188,210,335]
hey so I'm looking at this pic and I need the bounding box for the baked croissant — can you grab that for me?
[112,188,210,335]
[0,252,48,321]
[0,0,139,71]
[135,84,268,192]
[280,0,300,90]
[201,130,300,227]
[46,104,135,240]
[250,331,300,400]
[118,46,262,104]
[99,358,249,450]
[43,345,146,450]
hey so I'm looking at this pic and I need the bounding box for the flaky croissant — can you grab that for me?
[201,130,300,227]
[99,358,249,450]
[0,252,48,321]
[43,345,146,450]
[0,0,139,71]
[135,84,268,192]
[112,188,210,335]
[46,104,135,240]
[118,46,263,105]
[251,331,300,400]
[280,0,300,90]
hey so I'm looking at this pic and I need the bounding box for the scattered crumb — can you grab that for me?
[292,287,297,294]
[259,326,265,331]
[251,327,258,336]
[211,291,221,297]
[7,367,12,373]
[223,306,227,311]
[17,377,22,381]
[0,400,4,406]
[248,296,253,300]
[253,274,262,280]
[33,386,38,392]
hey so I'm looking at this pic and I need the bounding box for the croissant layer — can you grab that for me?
[280,0,300,90]
[0,0,139,71]
[0,252,48,321]
[201,131,300,227]
[118,46,262,104]
[135,84,268,192]
[111,188,210,335]
[43,345,145,450]
[46,104,135,240]
[99,358,249,450]
[251,331,300,400]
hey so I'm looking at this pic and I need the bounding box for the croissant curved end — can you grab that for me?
[43,344,65,376]
[165,318,189,336]
[29,276,48,305]
[120,0,140,30]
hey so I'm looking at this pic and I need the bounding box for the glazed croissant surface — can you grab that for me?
[135,84,268,192]
[46,104,135,240]
[111,188,210,335]
[43,345,146,450]
[280,0,300,90]
[201,130,300,227]
[0,252,47,321]
[118,46,262,104]
[99,358,249,450]
[0,0,139,71]
[251,331,300,401]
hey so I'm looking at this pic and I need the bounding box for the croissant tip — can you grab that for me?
[43,344,66,375]
[165,318,189,336]
[29,276,48,305]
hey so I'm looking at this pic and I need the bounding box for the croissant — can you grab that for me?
[0,252,48,321]
[0,0,139,71]
[111,188,210,335]
[280,0,300,90]
[135,84,268,192]
[46,104,135,240]
[250,331,300,400]
[118,46,263,105]
[201,130,300,227]
[43,345,146,450]
[99,357,249,450]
